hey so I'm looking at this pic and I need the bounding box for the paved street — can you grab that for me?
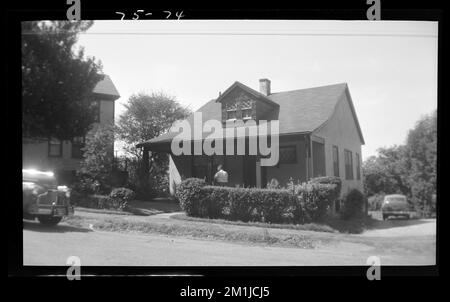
[23,218,436,266]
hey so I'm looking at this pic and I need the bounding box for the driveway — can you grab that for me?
[23,215,436,266]
[360,218,436,237]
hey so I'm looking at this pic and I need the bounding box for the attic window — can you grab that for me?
[226,109,237,120]
[242,108,252,120]
[226,102,238,120]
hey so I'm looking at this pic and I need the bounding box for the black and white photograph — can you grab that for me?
[10,4,441,282]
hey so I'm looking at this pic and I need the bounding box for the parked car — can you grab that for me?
[381,194,411,220]
[23,169,74,226]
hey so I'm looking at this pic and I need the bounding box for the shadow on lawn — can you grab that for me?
[325,215,431,234]
[23,220,92,233]
[128,198,181,214]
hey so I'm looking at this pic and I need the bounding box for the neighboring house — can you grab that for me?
[22,75,120,183]
[137,79,364,209]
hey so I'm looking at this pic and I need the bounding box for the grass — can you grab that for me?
[171,213,377,234]
[322,215,378,234]
[63,213,316,249]
[171,213,337,233]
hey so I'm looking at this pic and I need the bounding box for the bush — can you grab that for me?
[266,178,281,190]
[176,178,337,224]
[309,176,342,201]
[341,189,366,220]
[175,178,206,216]
[109,187,135,210]
[294,182,337,222]
[201,186,231,218]
[70,193,115,210]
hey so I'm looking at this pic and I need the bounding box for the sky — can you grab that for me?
[76,20,438,160]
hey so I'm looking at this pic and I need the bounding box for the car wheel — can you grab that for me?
[382,214,388,220]
[38,216,62,226]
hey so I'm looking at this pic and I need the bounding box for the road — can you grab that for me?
[23,218,436,266]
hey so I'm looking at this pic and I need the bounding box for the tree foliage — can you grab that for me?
[116,92,190,199]
[22,21,103,140]
[403,110,437,214]
[79,124,115,191]
[363,110,437,215]
[116,92,191,159]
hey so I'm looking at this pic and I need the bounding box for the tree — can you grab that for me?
[117,92,190,159]
[404,110,437,215]
[79,124,115,192]
[22,21,103,141]
[362,109,437,216]
[116,92,190,199]
[362,146,409,197]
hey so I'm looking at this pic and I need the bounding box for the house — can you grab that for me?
[137,79,364,207]
[22,75,120,183]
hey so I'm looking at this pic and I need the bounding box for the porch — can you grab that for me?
[139,133,328,192]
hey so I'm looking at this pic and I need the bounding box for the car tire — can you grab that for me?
[38,216,62,226]
[382,214,388,220]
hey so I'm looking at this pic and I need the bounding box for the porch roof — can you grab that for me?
[136,123,304,151]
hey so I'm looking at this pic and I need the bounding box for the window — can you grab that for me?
[344,149,353,180]
[48,139,62,157]
[224,98,253,121]
[356,152,361,180]
[225,102,238,120]
[242,108,252,120]
[72,136,85,159]
[279,145,297,164]
[332,145,339,177]
[241,100,252,120]
[226,109,237,120]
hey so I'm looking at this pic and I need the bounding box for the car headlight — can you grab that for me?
[23,182,45,195]
[57,185,71,198]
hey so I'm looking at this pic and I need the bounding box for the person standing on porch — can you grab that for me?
[214,164,228,186]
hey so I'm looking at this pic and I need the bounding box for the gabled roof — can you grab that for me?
[93,75,120,101]
[215,81,279,107]
[137,81,365,148]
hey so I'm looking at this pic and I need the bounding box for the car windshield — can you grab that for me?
[23,170,57,187]
[385,196,407,204]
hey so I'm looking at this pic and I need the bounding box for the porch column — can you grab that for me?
[256,160,261,188]
[305,135,310,181]
[142,146,150,183]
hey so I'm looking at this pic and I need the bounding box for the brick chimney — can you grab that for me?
[259,78,271,96]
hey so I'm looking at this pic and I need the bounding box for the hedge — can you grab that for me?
[176,177,340,224]
[71,187,135,211]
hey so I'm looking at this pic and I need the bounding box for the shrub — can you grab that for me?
[201,186,231,218]
[266,178,281,190]
[175,178,206,216]
[109,187,135,210]
[71,177,99,195]
[70,193,113,210]
[341,189,366,220]
[294,182,337,222]
[309,176,342,202]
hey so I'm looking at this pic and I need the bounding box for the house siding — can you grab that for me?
[265,135,307,186]
[313,91,363,196]
[22,97,115,174]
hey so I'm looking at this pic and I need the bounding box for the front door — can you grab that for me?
[243,156,256,187]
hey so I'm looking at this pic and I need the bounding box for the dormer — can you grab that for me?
[215,80,279,125]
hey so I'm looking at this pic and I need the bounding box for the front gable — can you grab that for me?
[216,82,278,124]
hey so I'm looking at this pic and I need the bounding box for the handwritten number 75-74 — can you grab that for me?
[115,10,184,20]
